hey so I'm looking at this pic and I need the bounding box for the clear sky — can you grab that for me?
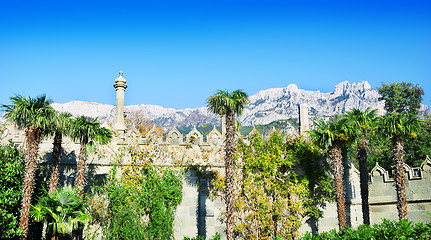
[1,0,430,109]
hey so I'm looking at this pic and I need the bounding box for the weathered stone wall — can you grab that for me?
[368,160,431,225]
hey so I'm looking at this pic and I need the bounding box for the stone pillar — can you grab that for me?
[113,71,127,133]
[298,104,310,134]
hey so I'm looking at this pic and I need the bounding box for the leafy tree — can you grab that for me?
[87,161,183,240]
[0,143,25,238]
[208,132,332,239]
[403,115,431,167]
[30,187,89,240]
[206,89,248,240]
[2,94,56,238]
[286,136,333,223]
[345,108,378,225]
[309,116,352,229]
[366,129,392,172]
[70,116,112,192]
[234,132,309,239]
[377,82,424,116]
[124,109,163,136]
[139,167,183,238]
[47,112,73,194]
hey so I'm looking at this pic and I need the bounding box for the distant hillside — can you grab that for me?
[34,81,431,131]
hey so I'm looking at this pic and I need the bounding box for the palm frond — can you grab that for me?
[2,94,55,132]
[206,89,249,116]
[30,187,88,235]
[70,116,112,144]
[379,112,420,138]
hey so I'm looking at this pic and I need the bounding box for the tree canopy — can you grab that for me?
[377,82,424,116]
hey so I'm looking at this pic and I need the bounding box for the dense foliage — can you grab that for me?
[208,132,332,240]
[30,187,89,238]
[286,137,333,220]
[0,143,25,238]
[300,219,431,240]
[236,132,308,239]
[183,232,221,240]
[87,162,183,240]
[377,82,424,116]
[366,115,431,171]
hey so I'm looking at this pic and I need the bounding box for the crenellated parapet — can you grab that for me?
[370,157,431,183]
[0,123,25,145]
[207,126,223,148]
[111,122,225,149]
[166,126,183,145]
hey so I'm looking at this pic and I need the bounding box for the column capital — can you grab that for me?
[114,71,127,89]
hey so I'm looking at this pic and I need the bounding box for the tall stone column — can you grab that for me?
[298,104,310,135]
[114,71,127,134]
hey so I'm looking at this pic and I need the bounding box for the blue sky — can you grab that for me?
[1,0,430,109]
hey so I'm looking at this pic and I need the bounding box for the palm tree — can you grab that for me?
[207,90,248,240]
[2,94,55,238]
[69,116,111,240]
[30,187,89,240]
[48,112,73,194]
[345,108,378,225]
[379,112,419,220]
[70,116,112,192]
[309,116,352,229]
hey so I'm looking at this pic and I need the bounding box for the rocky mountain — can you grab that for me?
[240,81,384,125]
[6,81,429,130]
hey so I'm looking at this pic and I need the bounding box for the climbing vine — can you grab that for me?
[87,148,183,240]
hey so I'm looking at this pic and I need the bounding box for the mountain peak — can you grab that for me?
[286,84,299,92]
[333,80,372,96]
[45,81,429,129]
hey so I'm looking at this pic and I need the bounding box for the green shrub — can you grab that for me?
[30,187,89,237]
[300,219,431,240]
[0,143,25,238]
[183,232,221,240]
[88,164,183,240]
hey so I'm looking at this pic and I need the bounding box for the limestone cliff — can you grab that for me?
[30,81,431,129]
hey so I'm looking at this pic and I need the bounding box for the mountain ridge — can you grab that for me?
[3,81,430,129]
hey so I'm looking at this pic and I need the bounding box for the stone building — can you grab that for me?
[1,72,431,238]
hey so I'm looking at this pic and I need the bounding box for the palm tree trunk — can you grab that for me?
[45,230,58,240]
[225,111,236,240]
[48,131,62,194]
[328,142,347,229]
[71,228,81,240]
[357,137,370,225]
[393,135,408,220]
[75,135,88,194]
[20,126,43,239]
[74,136,87,240]
[52,233,59,240]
